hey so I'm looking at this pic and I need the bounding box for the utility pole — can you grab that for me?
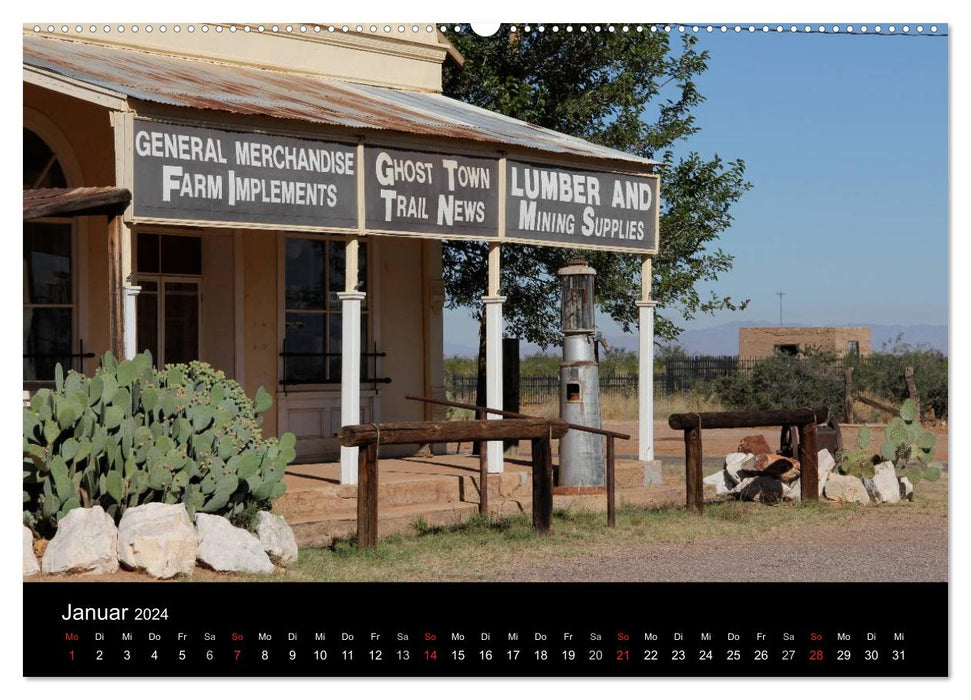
[777,292,785,326]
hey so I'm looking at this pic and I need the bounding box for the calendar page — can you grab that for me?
[20,15,949,680]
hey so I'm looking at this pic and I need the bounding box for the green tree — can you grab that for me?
[442,27,751,359]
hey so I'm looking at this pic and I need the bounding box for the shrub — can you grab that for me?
[23,351,295,537]
[712,349,844,418]
[849,342,947,419]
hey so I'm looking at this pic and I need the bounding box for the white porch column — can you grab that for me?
[484,242,504,473]
[339,236,364,485]
[636,300,657,461]
[123,283,140,360]
[637,255,656,462]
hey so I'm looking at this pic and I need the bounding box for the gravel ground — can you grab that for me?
[495,504,948,583]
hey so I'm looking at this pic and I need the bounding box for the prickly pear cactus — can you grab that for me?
[839,424,878,479]
[837,399,942,487]
[23,351,295,537]
[881,399,942,484]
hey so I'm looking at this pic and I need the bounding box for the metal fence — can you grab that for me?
[445,355,876,405]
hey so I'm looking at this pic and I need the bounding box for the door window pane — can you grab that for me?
[284,237,368,384]
[23,308,72,380]
[285,312,325,383]
[286,238,326,310]
[24,222,72,304]
[163,282,199,365]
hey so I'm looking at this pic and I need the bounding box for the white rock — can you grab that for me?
[703,470,733,496]
[117,503,197,579]
[195,514,274,574]
[256,511,298,566]
[870,461,901,504]
[23,527,40,576]
[783,479,801,501]
[42,506,118,575]
[724,453,754,485]
[817,449,837,496]
[823,473,869,505]
[899,476,915,502]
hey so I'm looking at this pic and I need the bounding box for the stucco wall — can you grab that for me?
[738,327,871,359]
[241,229,280,436]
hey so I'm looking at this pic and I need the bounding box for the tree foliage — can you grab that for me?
[441,27,751,346]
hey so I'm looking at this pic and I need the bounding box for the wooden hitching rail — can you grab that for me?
[405,394,629,527]
[668,407,829,514]
[338,418,570,549]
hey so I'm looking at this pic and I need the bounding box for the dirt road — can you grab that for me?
[494,497,948,583]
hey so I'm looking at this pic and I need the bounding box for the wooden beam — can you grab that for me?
[531,436,553,535]
[669,407,828,431]
[606,437,616,527]
[797,421,819,501]
[853,394,898,416]
[357,442,378,550]
[684,426,704,514]
[338,418,569,447]
[107,215,125,359]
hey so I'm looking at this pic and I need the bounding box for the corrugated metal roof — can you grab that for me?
[23,186,131,219]
[23,35,657,168]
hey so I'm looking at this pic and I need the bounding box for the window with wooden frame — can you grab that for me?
[283,235,368,385]
[134,232,202,367]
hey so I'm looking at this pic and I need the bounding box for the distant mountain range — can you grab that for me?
[445,321,948,358]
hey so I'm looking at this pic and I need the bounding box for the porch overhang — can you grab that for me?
[23,186,131,220]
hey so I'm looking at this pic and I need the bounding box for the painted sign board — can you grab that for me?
[504,161,659,252]
[132,119,358,229]
[132,120,658,253]
[363,146,499,239]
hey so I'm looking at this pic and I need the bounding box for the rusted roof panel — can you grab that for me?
[23,35,657,168]
[23,186,131,219]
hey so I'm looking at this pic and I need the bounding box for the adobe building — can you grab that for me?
[738,326,872,360]
[22,24,662,484]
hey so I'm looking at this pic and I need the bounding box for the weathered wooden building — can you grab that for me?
[22,24,661,483]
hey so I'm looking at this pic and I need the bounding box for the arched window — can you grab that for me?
[23,128,74,382]
[23,127,67,189]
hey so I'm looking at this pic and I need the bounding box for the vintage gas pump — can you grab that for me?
[558,261,604,486]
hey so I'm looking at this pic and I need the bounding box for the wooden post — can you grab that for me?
[684,425,704,514]
[904,366,921,423]
[844,366,855,423]
[797,420,819,502]
[107,215,124,359]
[357,442,378,550]
[477,408,488,515]
[530,436,553,535]
[606,436,616,527]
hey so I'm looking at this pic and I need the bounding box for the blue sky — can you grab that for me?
[444,28,948,354]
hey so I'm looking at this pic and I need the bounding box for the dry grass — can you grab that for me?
[518,392,724,423]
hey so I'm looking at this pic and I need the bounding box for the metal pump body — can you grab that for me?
[558,262,604,486]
